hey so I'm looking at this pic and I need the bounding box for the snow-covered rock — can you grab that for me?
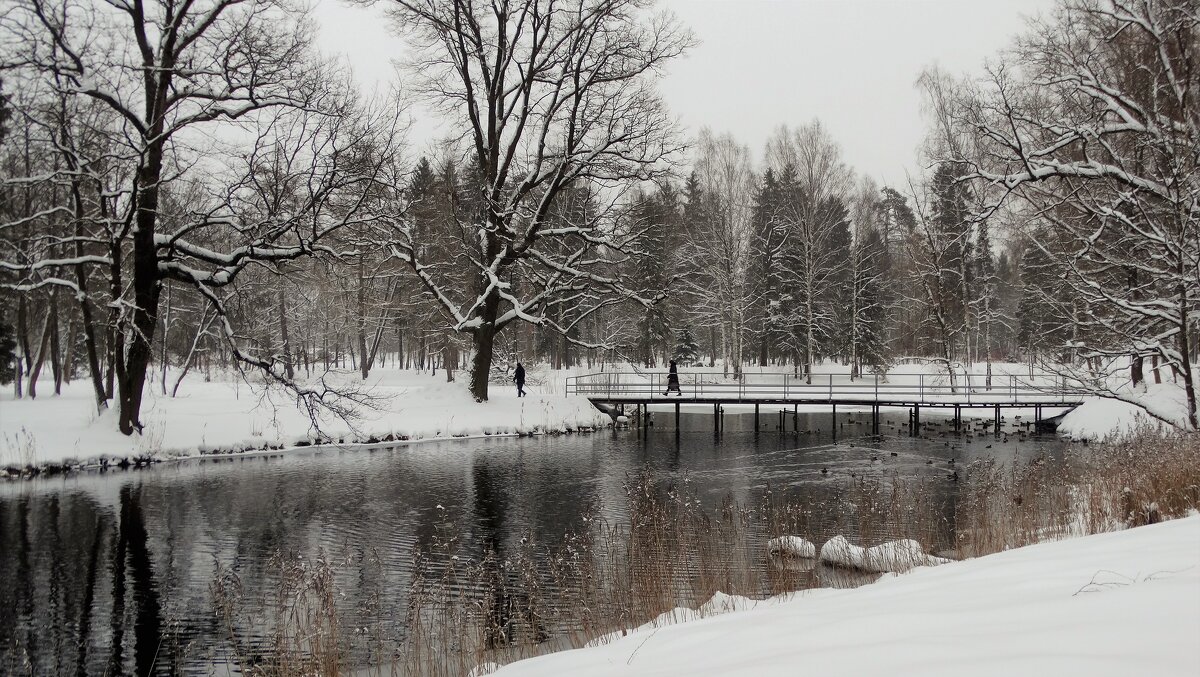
[818,535,950,573]
[767,535,817,558]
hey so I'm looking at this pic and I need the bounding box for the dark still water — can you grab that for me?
[0,408,1066,675]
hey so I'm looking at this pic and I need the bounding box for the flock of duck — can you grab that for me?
[814,412,1051,483]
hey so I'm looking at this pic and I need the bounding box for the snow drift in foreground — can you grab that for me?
[1,368,609,469]
[492,516,1200,677]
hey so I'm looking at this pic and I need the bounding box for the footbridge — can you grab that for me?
[565,371,1087,435]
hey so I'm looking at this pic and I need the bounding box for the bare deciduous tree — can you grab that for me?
[379,0,692,400]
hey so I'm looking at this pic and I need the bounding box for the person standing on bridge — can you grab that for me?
[664,360,682,396]
[514,362,526,398]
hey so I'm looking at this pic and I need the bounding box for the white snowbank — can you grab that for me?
[818,535,951,573]
[0,368,610,469]
[493,516,1200,677]
[582,592,763,650]
[1057,382,1194,440]
[766,536,817,559]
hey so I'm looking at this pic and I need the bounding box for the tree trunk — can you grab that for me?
[104,242,121,401]
[17,294,32,372]
[396,322,405,371]
[159,280,171,395]
[468,327,496,401]
[279,287,294,380]
[1178,283,1197,429]
[117,160,165,435]
[357,257,370,380]
[467,295,501,401]
[26,303,54,399]
[49,293,63,395]
[61,316,77,385]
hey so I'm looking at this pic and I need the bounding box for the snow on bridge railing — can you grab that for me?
[563,371,1086,404]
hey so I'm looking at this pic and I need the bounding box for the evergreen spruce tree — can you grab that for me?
[747,168,784,366]
[930,161,974,362]
[672,325,700,366]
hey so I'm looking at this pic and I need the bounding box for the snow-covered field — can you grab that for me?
[0,366,609,469]
[492,515,1200,677]
[2,359,1192,468]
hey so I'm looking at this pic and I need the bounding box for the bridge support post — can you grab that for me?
[994,405,1000,436]
[714,403,720,434]
[675,402,681,433]
[831,403,837,440]
[754,403,760,432]
[913,405,920,436]
[872,404,879,435]
[954,405,961,432]
[793,404,798,434]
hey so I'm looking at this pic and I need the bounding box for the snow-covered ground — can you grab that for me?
[492,515,1200,677]
[3,359,1192,468]
[0,366,609,469]
[1058,382,1195,441]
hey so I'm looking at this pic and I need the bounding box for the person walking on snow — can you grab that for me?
[664,360,682,396]
[514,362,526,398]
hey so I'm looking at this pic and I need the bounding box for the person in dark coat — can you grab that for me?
[514,362,526,397]
[664,359,682,396]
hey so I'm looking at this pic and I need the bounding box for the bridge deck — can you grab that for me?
[566,371,1086,408]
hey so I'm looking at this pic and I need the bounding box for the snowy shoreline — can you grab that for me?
[1,367,612,477]
[3,422,606,480]
[490,515,1200,677]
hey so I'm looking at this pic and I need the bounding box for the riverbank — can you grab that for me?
[0,368,609,474]
[491,514,1200,677]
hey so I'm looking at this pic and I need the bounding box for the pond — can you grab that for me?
[0,407,1067,675]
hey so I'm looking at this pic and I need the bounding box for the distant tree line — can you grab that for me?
[1,0,1195,432]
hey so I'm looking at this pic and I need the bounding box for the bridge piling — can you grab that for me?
[832,403,837,440]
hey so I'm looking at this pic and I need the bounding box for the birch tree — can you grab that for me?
[767,122,852,381]
[678,129,755,377]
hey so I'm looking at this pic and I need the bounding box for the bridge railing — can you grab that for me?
[564,371,1085,403]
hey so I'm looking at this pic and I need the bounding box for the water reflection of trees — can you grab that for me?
[0,484,168,675]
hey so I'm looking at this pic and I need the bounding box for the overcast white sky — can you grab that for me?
[312,0,1056,187]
